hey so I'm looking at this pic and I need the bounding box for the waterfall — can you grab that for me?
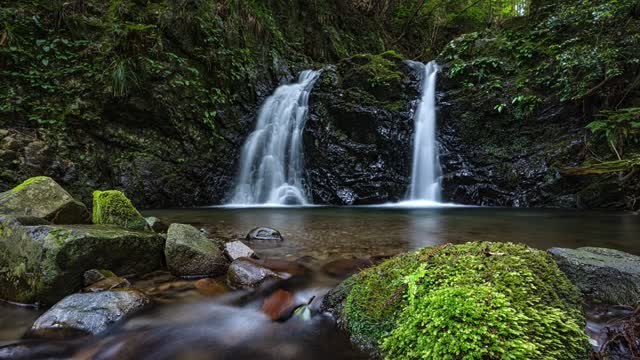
[230,70,321,206]
[407,61,442,202]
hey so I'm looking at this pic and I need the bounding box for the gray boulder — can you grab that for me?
[224,241,257,261]
[29,290,149,338]
[0,215,165,304]
[548,247,640,305]
[226,258,285,289]
[0,176,90,224]
[246,227,283,244]
[165,223,228,277]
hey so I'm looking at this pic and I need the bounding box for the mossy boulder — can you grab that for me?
[0,177,90,224]
[92,190,147,230]
[0,215,165,304]
[549,247,640,306]
[165,223,228,277]
[323,242,589,359]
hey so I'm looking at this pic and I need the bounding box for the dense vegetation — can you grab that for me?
[329,242,588,359]
[439,0,640,170]
[0,0,638,209]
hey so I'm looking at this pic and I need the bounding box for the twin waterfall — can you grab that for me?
[406,61,442,203]
[230,70,321,205]
[230,62,442,206]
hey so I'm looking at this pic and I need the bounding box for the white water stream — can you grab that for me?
[230,70,320,206]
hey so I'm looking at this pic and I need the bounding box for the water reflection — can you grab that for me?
[146,207,640,258]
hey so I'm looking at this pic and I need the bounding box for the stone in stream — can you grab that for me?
[0,176,90,224]
[92,190,148,230]
[83,276,131,293]
[261,289,296,321]
[548,247,640,306]
[165,223,228,277]
[28,290,149,339]
[0,215,165,304]
[224,240,257,261]
[145,216,169,233]
[226,258,286,289]
[245,227,283,245]
[83,269,117,286]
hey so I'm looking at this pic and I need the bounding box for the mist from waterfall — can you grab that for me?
[230,70,320,206]
[407,61,442,202]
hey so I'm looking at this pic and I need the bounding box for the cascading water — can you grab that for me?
[230,70,320,206]
[407,61,442,203]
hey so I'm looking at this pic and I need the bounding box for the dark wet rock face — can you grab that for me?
[28,290,149,339]
[305,52,418,205]
[165,223,228,277]
[0,215,165,304]
[549,247,640,306]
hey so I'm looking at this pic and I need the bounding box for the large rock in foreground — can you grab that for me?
[0,177,90,224]
[165,223,228,277]
[29,290,149,339]
[92,190,147,230]
[0,215,165,304]
[548,247,640,306]
[323,242,589,359]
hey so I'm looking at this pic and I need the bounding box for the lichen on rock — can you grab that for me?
[0,176,90,224]
[325,242,589,359]
[92,190,148,230]
[0,215,165,304]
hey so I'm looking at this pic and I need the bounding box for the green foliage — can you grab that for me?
[341,242,589,359]
[586,108,640,159]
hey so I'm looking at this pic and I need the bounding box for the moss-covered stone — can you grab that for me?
[326,242,589,359]
[92,190,147,230]
[0,177,90,224]
[165,223,228,277]
[0,215,164,305]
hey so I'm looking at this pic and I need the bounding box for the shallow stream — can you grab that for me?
[1,207,639,358]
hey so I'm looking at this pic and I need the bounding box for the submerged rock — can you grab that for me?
[29,290,149,339]
[0,215,165,304]
[83,269,117,287]
[246,227,283,244]
[324,242,588,359]
[226,258,285,289]
[165,223,228,277]
[548,247,640,306]
[224,240,257,260]
[0,176,89,224]
[92,190,148,230]
[83,276,131,293]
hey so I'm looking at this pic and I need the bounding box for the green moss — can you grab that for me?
[341,242,588,359]
[92,190,147,230]
[11,176,51,193]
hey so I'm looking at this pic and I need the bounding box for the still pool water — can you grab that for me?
[147,206,640,260]
[1,207,638,358]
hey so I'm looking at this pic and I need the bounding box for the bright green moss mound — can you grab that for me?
[92,190,147,230]
[341,242,588,359]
